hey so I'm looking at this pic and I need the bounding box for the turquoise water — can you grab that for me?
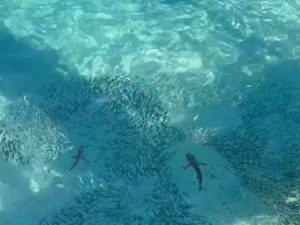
[0,1,299,224]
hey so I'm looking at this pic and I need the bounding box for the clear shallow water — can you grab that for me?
[0,0,299,225]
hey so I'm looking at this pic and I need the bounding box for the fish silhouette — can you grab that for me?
[184,152,207,190]
[68,146,87,171]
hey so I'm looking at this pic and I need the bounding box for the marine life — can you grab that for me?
[3,77,202,224]
[198,72,300,223]
[68,146,87,171]
[184,152,207,190]
[33,77,202,225]
[0,104,68,164]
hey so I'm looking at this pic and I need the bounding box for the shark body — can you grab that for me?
[184,152,207,190]
[68,146,86,171]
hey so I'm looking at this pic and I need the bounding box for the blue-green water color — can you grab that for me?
[0,0,299,224]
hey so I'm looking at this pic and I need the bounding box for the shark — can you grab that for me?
[184,152,207,190]
[68,146,88,171]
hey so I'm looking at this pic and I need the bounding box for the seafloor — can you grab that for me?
[0,0,299,225]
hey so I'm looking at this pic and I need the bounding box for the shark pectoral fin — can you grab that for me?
[68,162,77,171]
[72,155,77,159]
[198,161,208,166]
